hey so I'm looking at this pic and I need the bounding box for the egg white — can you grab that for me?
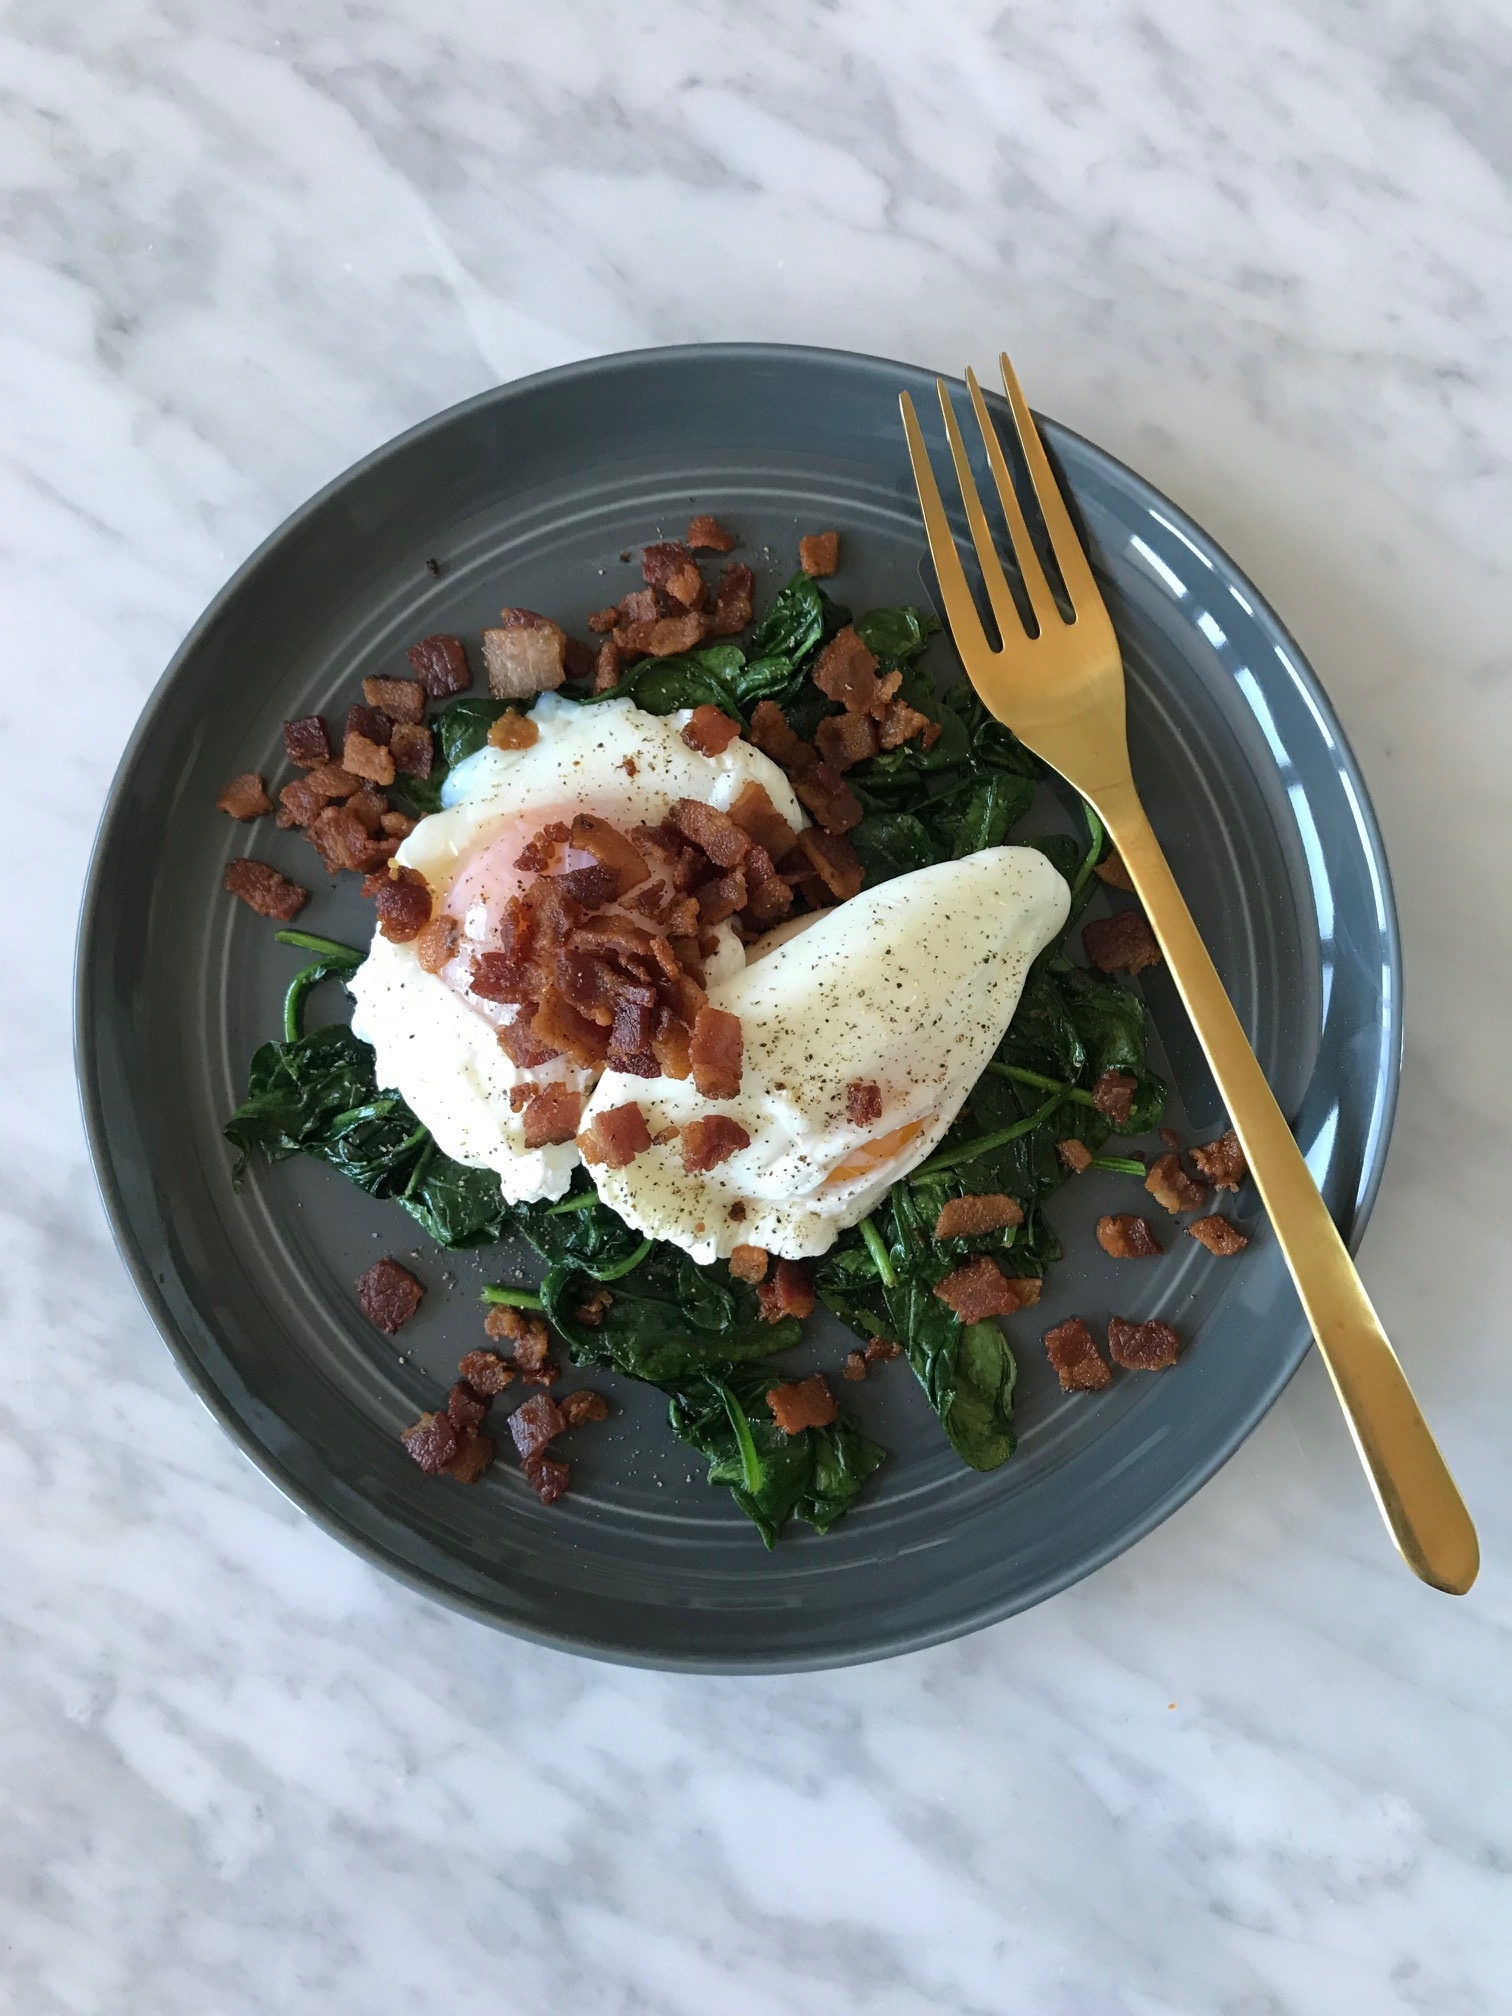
[581,847,1071,1261]
[348,694,806,1202]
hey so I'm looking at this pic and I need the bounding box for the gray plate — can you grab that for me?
[76,344,1401,1672]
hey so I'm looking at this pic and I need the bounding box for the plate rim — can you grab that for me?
[74,340,1404,1670]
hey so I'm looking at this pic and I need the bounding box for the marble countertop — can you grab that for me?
[7,1,1510,2008]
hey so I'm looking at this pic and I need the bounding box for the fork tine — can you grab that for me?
[997,350,1099,613]
[962,367,1062,635]
[934,377,1038,644]
[898,391,993,664]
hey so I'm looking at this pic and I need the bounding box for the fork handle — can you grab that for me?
[1101,787,1478,1594]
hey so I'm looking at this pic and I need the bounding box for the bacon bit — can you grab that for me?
[1096,1213,1163,1258]
[1187,1215,1249,1256]
[727,779,800,859]
[498,1014,561,1069]
[381,810,417,838]
[558,1388,610,1428]
[553,861,619,910]
[342,727,396,787]
[592,638,622,692]
[445,1380,488,1433]
[523,1452,571,1503]
[532,988,611,1067]
[795,827,865,899]
[728,1244,769,1283]
[362,676,425,725]
[1083,909,1162,975]
[689,1004,743,1099]
[307,804,392,874]
[1057,1138,1094,1174]
[878,697,938,750]
[813,627,880,712]
[413,914,459,973]
[748,699,813,772]
[282,715,331,767]
[610,586,659,654]
[766,1373,835,1432]
[509,1086,532,1111]
[842,1350,867,1381]
[570,1290,613,1330]
[521,1083,581,1149]
[687,514,737,553]
[742,845,794,925]
[276,777,326,828]
[223,858,308,920]
[1091,1070,1138,1125]
[444,1429,496,1484]
[479,706,536,754]
[757,1257,816,1323]
[458,1349,515,1395]
[400,1411,456,1475]
[355,1256,424,1333]
[469,951,533,1004]
[408,633,472,697]
[1107,1316,1181,1371]
[681,703,741,757]
[373,865,433,943]
[696,867,747,925]
[846,1080,883,1126]
[934,1193,1025,1239]
[346,701,392,747]
[578,1101,653,1169]
[645,610,711,656]
[347,785,388,835]
[934,1255,1027,1322]
[607,987,659,1074]
[864,1335,902,1362]
[652,1018,692,1080]
[707,561,755,637]
[815,711,879,772]
[587,605,619,633]
[381,722,430,779]
[482,610,569,698]
[1093,850,1135,892]
[515,822,569,875]
[642,540,705,608]
[798,530,840,577]
[669,797,750,868]
[1191,1127,1246,1191]
[570,813,649,896]
[1145,1152,1207,1215]
[217,772,272,820]
[508,1392,564,1460]
[793,759,863,834]
[1160,1127,1182,1151]
[1043,1316,1112,1393]
[680,1115,751,1173]
[303,761,364,801]
[484,1303,538,1346]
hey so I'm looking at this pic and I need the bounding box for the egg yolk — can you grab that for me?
[822,1119,928,1188]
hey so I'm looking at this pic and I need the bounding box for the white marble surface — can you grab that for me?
[6,0,1511,2008]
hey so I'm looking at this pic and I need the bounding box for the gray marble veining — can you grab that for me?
[3,1,1509,2009]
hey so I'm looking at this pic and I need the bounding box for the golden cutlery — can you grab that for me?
[901,354,1478,1593]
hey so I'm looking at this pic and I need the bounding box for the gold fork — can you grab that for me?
[901,356,1478,1593]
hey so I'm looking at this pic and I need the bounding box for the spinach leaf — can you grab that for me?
[851,811,938,886]
[512,1179,649,1277]
[588,646,745,719]
[664,1362,885,1547]
[224,1023,510,1247]
[540,1241,799,1384]
[747,571,825,663]
[930,772,1038,858]
[943,685,1041,777]
[729,654,801,709]
[853,605,938,664]
[436,695,511,768]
